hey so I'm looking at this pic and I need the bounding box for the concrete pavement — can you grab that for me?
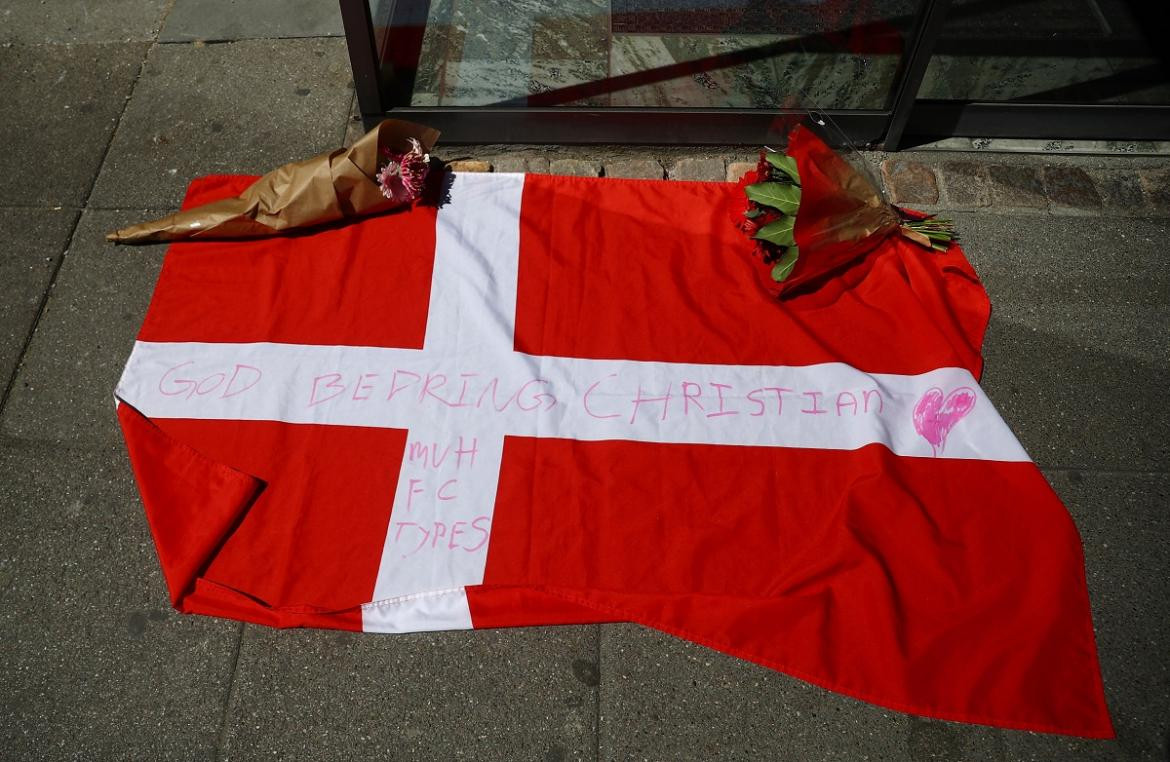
[1,2,1167,759]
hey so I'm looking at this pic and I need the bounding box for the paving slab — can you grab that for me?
[160,0,344,42]
[0,208,77,391]
[550,158,601,177]
[1,209,168,445]
[488,155,552,174]
[220,624,599,760]
[883,159,940,205]
[447,159,492,172]
[1036,469,1170,762]
[1141,168,1170,215]
[598,622,908,760]
[668,157,726,182]
[0,43,147,206]
[954,213,1170,471]
[1092,170,1146,216]
[90,38,354,209]
[0,440,239,761]
[603,158,664,180]
[939,161,992,208]
[0,0,171,44]
[1043,166,1103,214]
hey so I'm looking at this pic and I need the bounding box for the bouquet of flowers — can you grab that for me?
[737,124,955,297]
[107,119,439,243]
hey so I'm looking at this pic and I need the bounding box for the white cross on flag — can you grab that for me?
[115,171,1112,738]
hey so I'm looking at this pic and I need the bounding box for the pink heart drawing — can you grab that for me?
[913,386,977,457]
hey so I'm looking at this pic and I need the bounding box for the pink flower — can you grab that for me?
[377,138,429,202]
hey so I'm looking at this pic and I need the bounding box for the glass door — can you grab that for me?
[345,0,932,145]
[340,0,1170,146]
[903,0,1170,143]
[392,0,916,110]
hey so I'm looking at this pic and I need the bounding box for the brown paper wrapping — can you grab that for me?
[789,124,898,257]
[106,119,440,244]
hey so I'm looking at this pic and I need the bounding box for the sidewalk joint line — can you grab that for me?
[0,204,84,211]
[0,40,151,418]
[594,624,602,762]
[156,34,342,46]
[340,91,357,147]
[1039,465,1170,476]
[213,622,246,762]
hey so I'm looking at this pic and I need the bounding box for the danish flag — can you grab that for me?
[116,171,1112,737]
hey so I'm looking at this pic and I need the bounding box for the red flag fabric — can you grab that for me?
[116,171,1113,738]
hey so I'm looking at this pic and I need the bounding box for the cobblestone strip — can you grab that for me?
[439,148,1169,216]
[879,157,1168,216]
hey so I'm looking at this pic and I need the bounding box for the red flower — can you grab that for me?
[734,168,761,194]
[756,150,772,180]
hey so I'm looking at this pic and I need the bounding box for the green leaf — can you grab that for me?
[771,247,799,282]
[754,215,796,247]
[743,207,763,219]
[765,153,800,184]
[744,182,801,214]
